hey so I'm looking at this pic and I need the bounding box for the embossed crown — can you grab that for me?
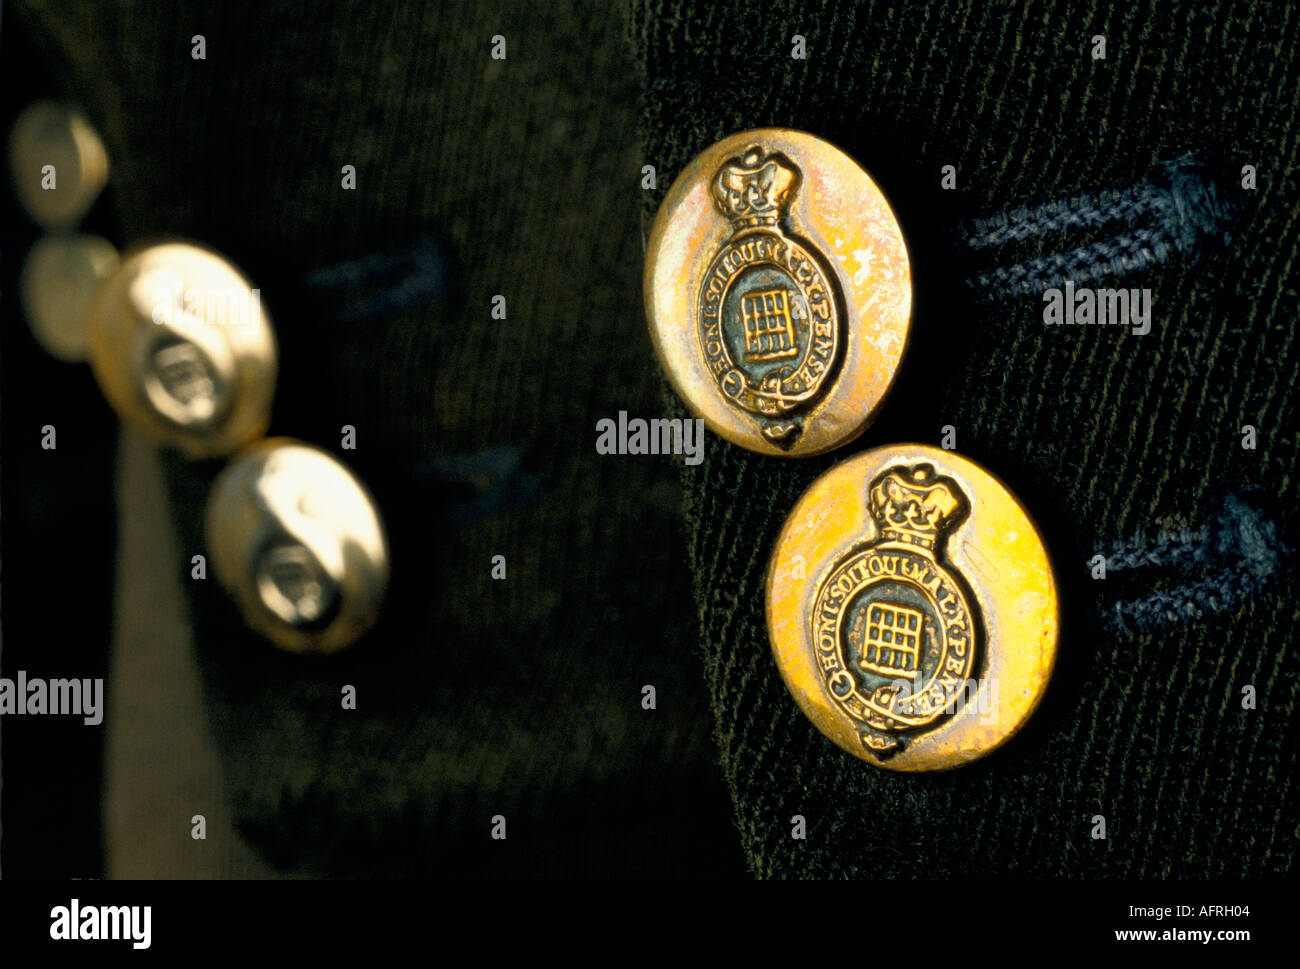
[867,465,968,550]
[711,147,800,230]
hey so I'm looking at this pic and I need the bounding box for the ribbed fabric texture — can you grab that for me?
[13,0,742,876]
[632,0,1298,876]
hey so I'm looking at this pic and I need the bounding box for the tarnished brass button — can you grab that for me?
[8,101,109,230]
[205,439,389,654]
[19,234,120,362]
[644,128,911,457]
[767,445,1058,771]
[88,242,277,458]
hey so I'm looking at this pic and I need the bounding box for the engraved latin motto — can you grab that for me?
[810,464,981,758]
[696,147,844,449]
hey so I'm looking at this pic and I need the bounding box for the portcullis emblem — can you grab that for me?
[697,147,843,449]
[811,465,981,758]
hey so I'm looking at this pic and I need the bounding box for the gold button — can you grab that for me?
[645,128,911,457]
[19,234,120,362]
[767,445,1058,770]
[8,101,109,230]
[205,439,389,654]
[88,242,277,458]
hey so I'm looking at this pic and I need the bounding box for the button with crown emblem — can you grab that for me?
[767,445,1058,770]
[644,129,911,458]
[205,439,389,654]
[87,241,277,458]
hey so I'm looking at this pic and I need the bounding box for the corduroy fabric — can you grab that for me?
[10,0,742,877]
[631,0,1298,876]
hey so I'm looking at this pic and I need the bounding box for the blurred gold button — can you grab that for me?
[645,128,911,457]
[205,439,389,654]
[9,101,109,230]
[767,445,1058,771]
[19,234,120,362]
[88,242,277,458]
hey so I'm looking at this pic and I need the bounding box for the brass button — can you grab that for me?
[767,445,1058,771]
[645,128,911,457]
[8,101,109,230]
[88,242,277,458]
[205,439,389,654]
[19,234,120,362]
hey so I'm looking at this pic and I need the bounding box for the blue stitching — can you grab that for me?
[410,445,541,530]
[1106,568,1267,636]
[967,223,1178,301]
[958,185,1168,251]
[1099,494,1289,634]
[300,236,452,326]
[957,154,1240,303]
[1099,495,1283,574]
[299,241,541,527]
[1098,524,1210,572]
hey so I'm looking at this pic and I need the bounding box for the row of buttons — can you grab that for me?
[12,106,1057,770]
[11,101,389,654]
[644,129,1060,771]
